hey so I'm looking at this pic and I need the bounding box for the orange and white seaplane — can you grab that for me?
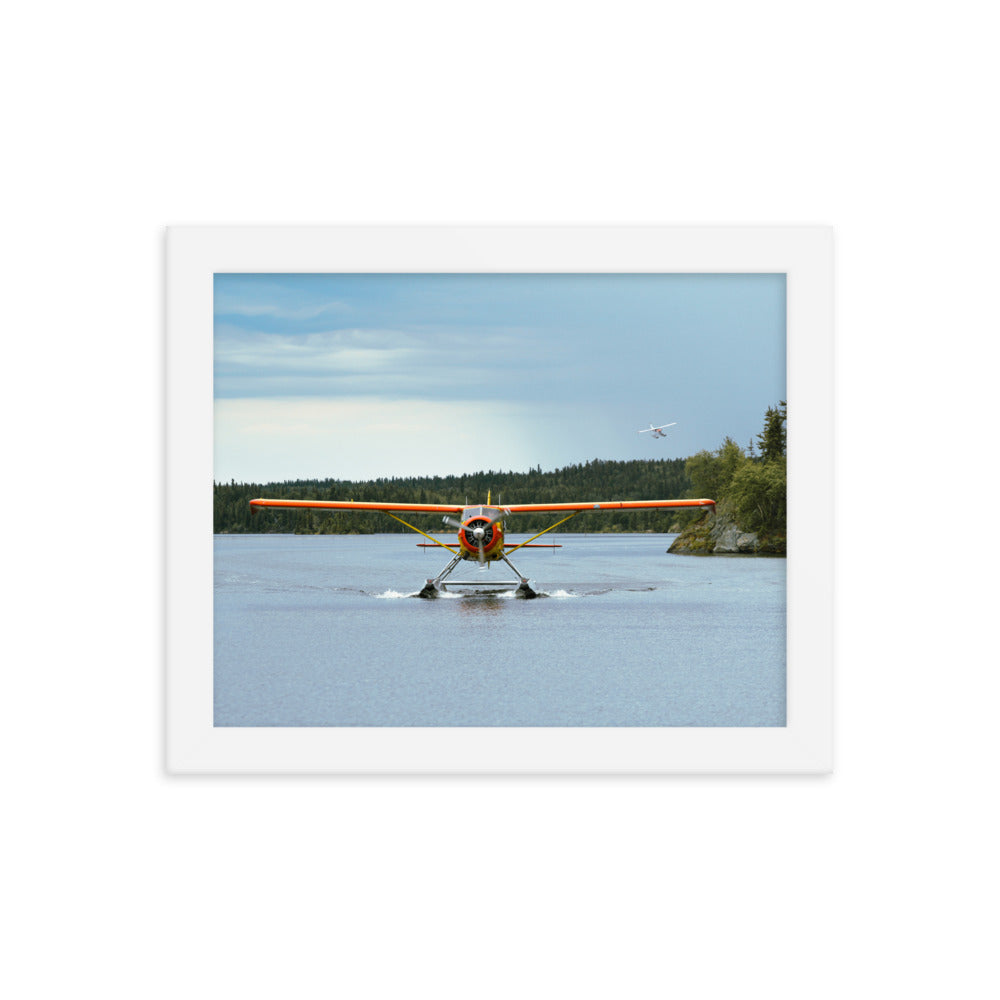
[250,493,716,598]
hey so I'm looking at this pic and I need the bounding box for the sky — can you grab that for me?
[214,273,786,484]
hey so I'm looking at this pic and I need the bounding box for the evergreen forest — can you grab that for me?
[214,404,787,540]
[215,458,692,535]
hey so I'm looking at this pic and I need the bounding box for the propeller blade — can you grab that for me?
[477,542,485,564]
[443,516,464,530]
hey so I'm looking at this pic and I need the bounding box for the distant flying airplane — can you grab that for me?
[250,492,715,598]
[639,422,677,439]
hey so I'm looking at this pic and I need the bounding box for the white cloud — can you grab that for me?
[214,328,418,374]
[217,300,350,321]
[213,323,567,402]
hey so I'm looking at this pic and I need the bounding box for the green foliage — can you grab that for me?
[685,436,749,501]
[757,400,787,462]
[728,456,787,533]
[684,451,717,499]
[728,402,788,535]
[682,403,788,539]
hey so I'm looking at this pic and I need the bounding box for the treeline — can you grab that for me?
[214,458,692,535]
[684,402,787,537]
[215,403,787,539]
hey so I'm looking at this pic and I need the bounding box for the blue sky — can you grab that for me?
[214,273,785,483]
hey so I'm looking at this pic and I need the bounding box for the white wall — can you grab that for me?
[5,3,995,997]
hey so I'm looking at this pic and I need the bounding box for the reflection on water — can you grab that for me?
[452,593,515,616]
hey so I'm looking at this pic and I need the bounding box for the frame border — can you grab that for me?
[167,225,833,773]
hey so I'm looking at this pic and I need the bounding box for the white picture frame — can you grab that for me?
[167,224,833,773]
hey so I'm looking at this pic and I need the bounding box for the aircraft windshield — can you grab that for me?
[462,506,502,519]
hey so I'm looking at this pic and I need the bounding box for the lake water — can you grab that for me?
[214,533,786,727]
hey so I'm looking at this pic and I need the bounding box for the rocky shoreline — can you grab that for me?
[667,511,785,556]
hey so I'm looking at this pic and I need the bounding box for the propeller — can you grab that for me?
[483,508,510,531]
[442,508,510,564]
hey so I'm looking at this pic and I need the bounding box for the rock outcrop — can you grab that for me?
[668,510,785,556]
[711,521,762,553]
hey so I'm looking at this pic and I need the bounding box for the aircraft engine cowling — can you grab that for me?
[457,516,505,562]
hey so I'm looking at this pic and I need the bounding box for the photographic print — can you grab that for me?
[168,226,832,771]
[214,273,786,728]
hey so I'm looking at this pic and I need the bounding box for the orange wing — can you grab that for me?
[250,499,464,514]
[250,498,715,514]
[503,499,715,513]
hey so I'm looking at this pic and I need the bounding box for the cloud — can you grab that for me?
[214,327,417,375]
[213,323,564,401]
[219,301,350,321]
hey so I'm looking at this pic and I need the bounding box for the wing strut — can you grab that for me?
[503,510,582,554]
[384,512,458,553]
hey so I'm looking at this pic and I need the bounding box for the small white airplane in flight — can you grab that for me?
[638,422,677,439]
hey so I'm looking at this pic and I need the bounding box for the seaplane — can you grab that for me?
[249,492,715,598]
[638,422,677,439]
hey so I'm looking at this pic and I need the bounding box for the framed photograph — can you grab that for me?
[167,225,832,773]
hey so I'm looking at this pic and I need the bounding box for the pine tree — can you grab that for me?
[756,401,787,462]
